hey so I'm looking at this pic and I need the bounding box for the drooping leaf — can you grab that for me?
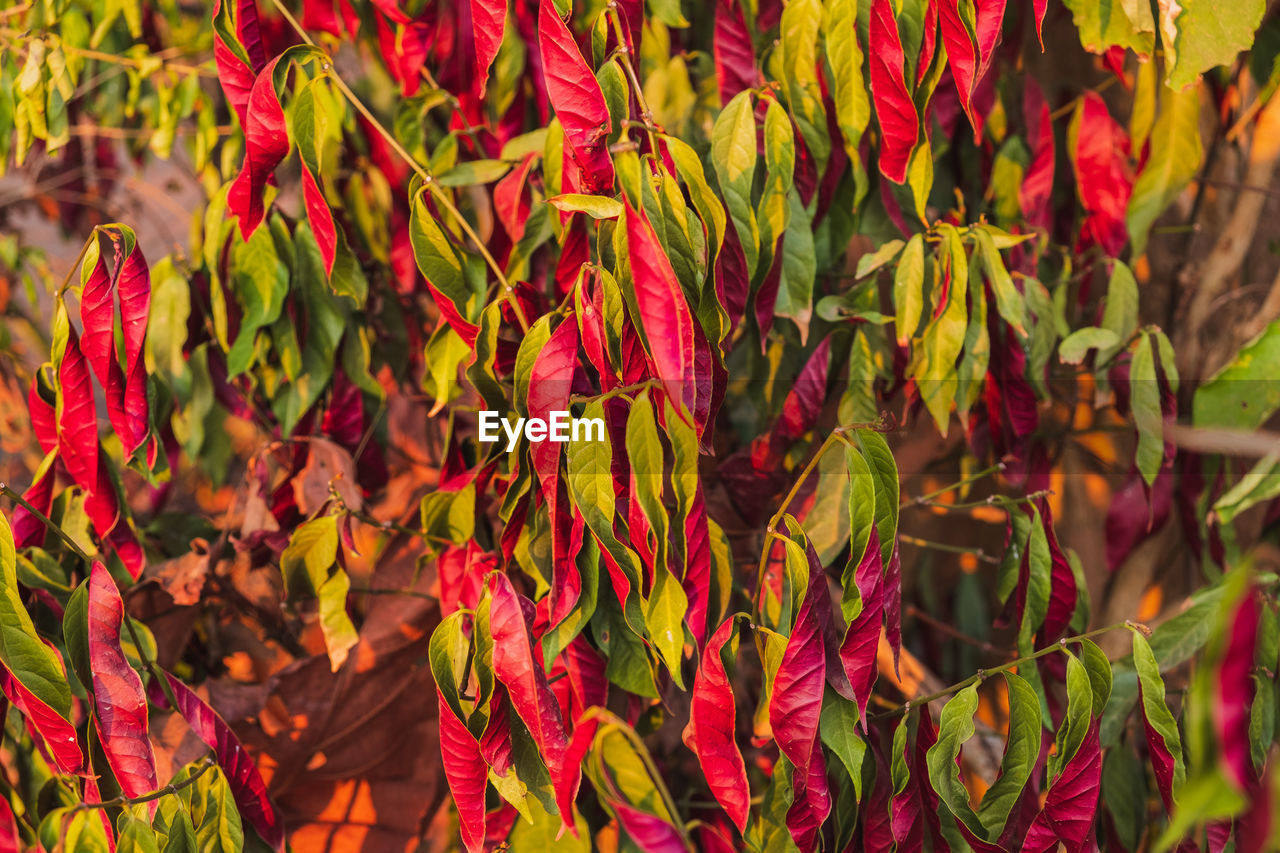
[539,0,615,192]
[1160,0,1266,90]
[147,672,285,851]
[1127,83,1203,255]
[683,616,750,832]
[869,0,918,183]
[87,561,159,809]
[1133,628,1186,813]
[471,0,506,98]
[624,197,697,418]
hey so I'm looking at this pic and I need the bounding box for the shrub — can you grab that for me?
[0,0,1277,851]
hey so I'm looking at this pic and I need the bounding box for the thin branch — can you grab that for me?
[73,757,217,812]
[871,621,1141,720]
[899,534,1000,565]
[900,463,1005,508]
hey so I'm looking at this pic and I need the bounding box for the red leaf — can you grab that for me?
[88,562,158,810]
[58,327,99,496]
[148,673,286,850]
[714,0,755,106]
[839,528,885,726]
[1071,92,1132,256]
[0,663,84,775]
[769,585,831,851]
[228,55,290,238]
[683,616,750,832]
[1038,500,1078,643]
[624,197,697,418]
[12,464,54,550]
[1020,78,1054,229]
[778,338,831,443]
[681,488,713,646]
[1217,587,1260,791]
[0,793,20,853]
[538,0,614,192]
[869,0,918,183]
[437,690,487,853]
[487,573,575,828]
[974,0,1007,77]
[471,0,505,98]
[301,164,337,275]
[1023,722,1102,853]
[937,0,980,134]
[882,537,903,676]
[213,0,268,129]
[528,317,583,625]
[1033,0,1047,49]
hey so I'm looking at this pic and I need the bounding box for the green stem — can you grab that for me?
[604,3,661,151]
[0,484,91,561]
[901,463,1005,508]
[267,0,530,334]
[73,756,216,812]
[872,621,1141,720]
[898,534,999,565]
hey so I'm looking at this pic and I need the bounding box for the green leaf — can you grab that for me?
[820,689,867,801]
[926,682,986,837]
[775,192,816,341]
[1193,319,1280,430]
[547,193,624,219]
[1059,327,1119,364]
[893,233,924,345]
[1062,0,1155,57]
[227,226,288,377]
[437,158,512,186]
[977,672,1041,836]
[1161,0,1266,90]
[190,767,244,853]
[0,513,73,717]
[280,516,357,671]
[973,227,1026,336]
[1102,746,1148,852]
[116,806,161,853]
[853,428,900,565]
[855,239,903,278]
[824,0,870,198]
[1099,261,1139,364]
[1213,450,1280,525]
[1131,332,1166,486]
[711,92,760,278]
[1127,84,1203,255]
[507,790,590,850]
[1133,629,1187,800]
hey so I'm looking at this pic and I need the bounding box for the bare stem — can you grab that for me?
[901,463,1005,508]
[871,621,1141,720]
[73,756,217,812]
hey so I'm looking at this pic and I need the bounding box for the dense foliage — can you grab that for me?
[0,0,1278,850]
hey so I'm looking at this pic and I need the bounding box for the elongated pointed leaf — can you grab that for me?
[438,688,487,853]
[471,0,506,98]
[228,54,290,237]
[683,616,749,831]
[486,573,575,827]
[624,198,696,417]
[1133,629,1185,813]
[538,0,614,192]
[147,672,285,851]
[869,0,918,183]
[715,0,755,105]
[88,561,158,809]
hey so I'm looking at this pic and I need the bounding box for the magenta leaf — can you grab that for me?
[839,527,885,726]
[1023,722,1102,853]
[0,665,83,776]
[937,0,981,133]
[148,672,286,850]
[87,561,158,809]
[1216,587,1260,791]
[714,0,755,106]
[228,54,291,238]
[486,573,574,827]
[301,164,337,275]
